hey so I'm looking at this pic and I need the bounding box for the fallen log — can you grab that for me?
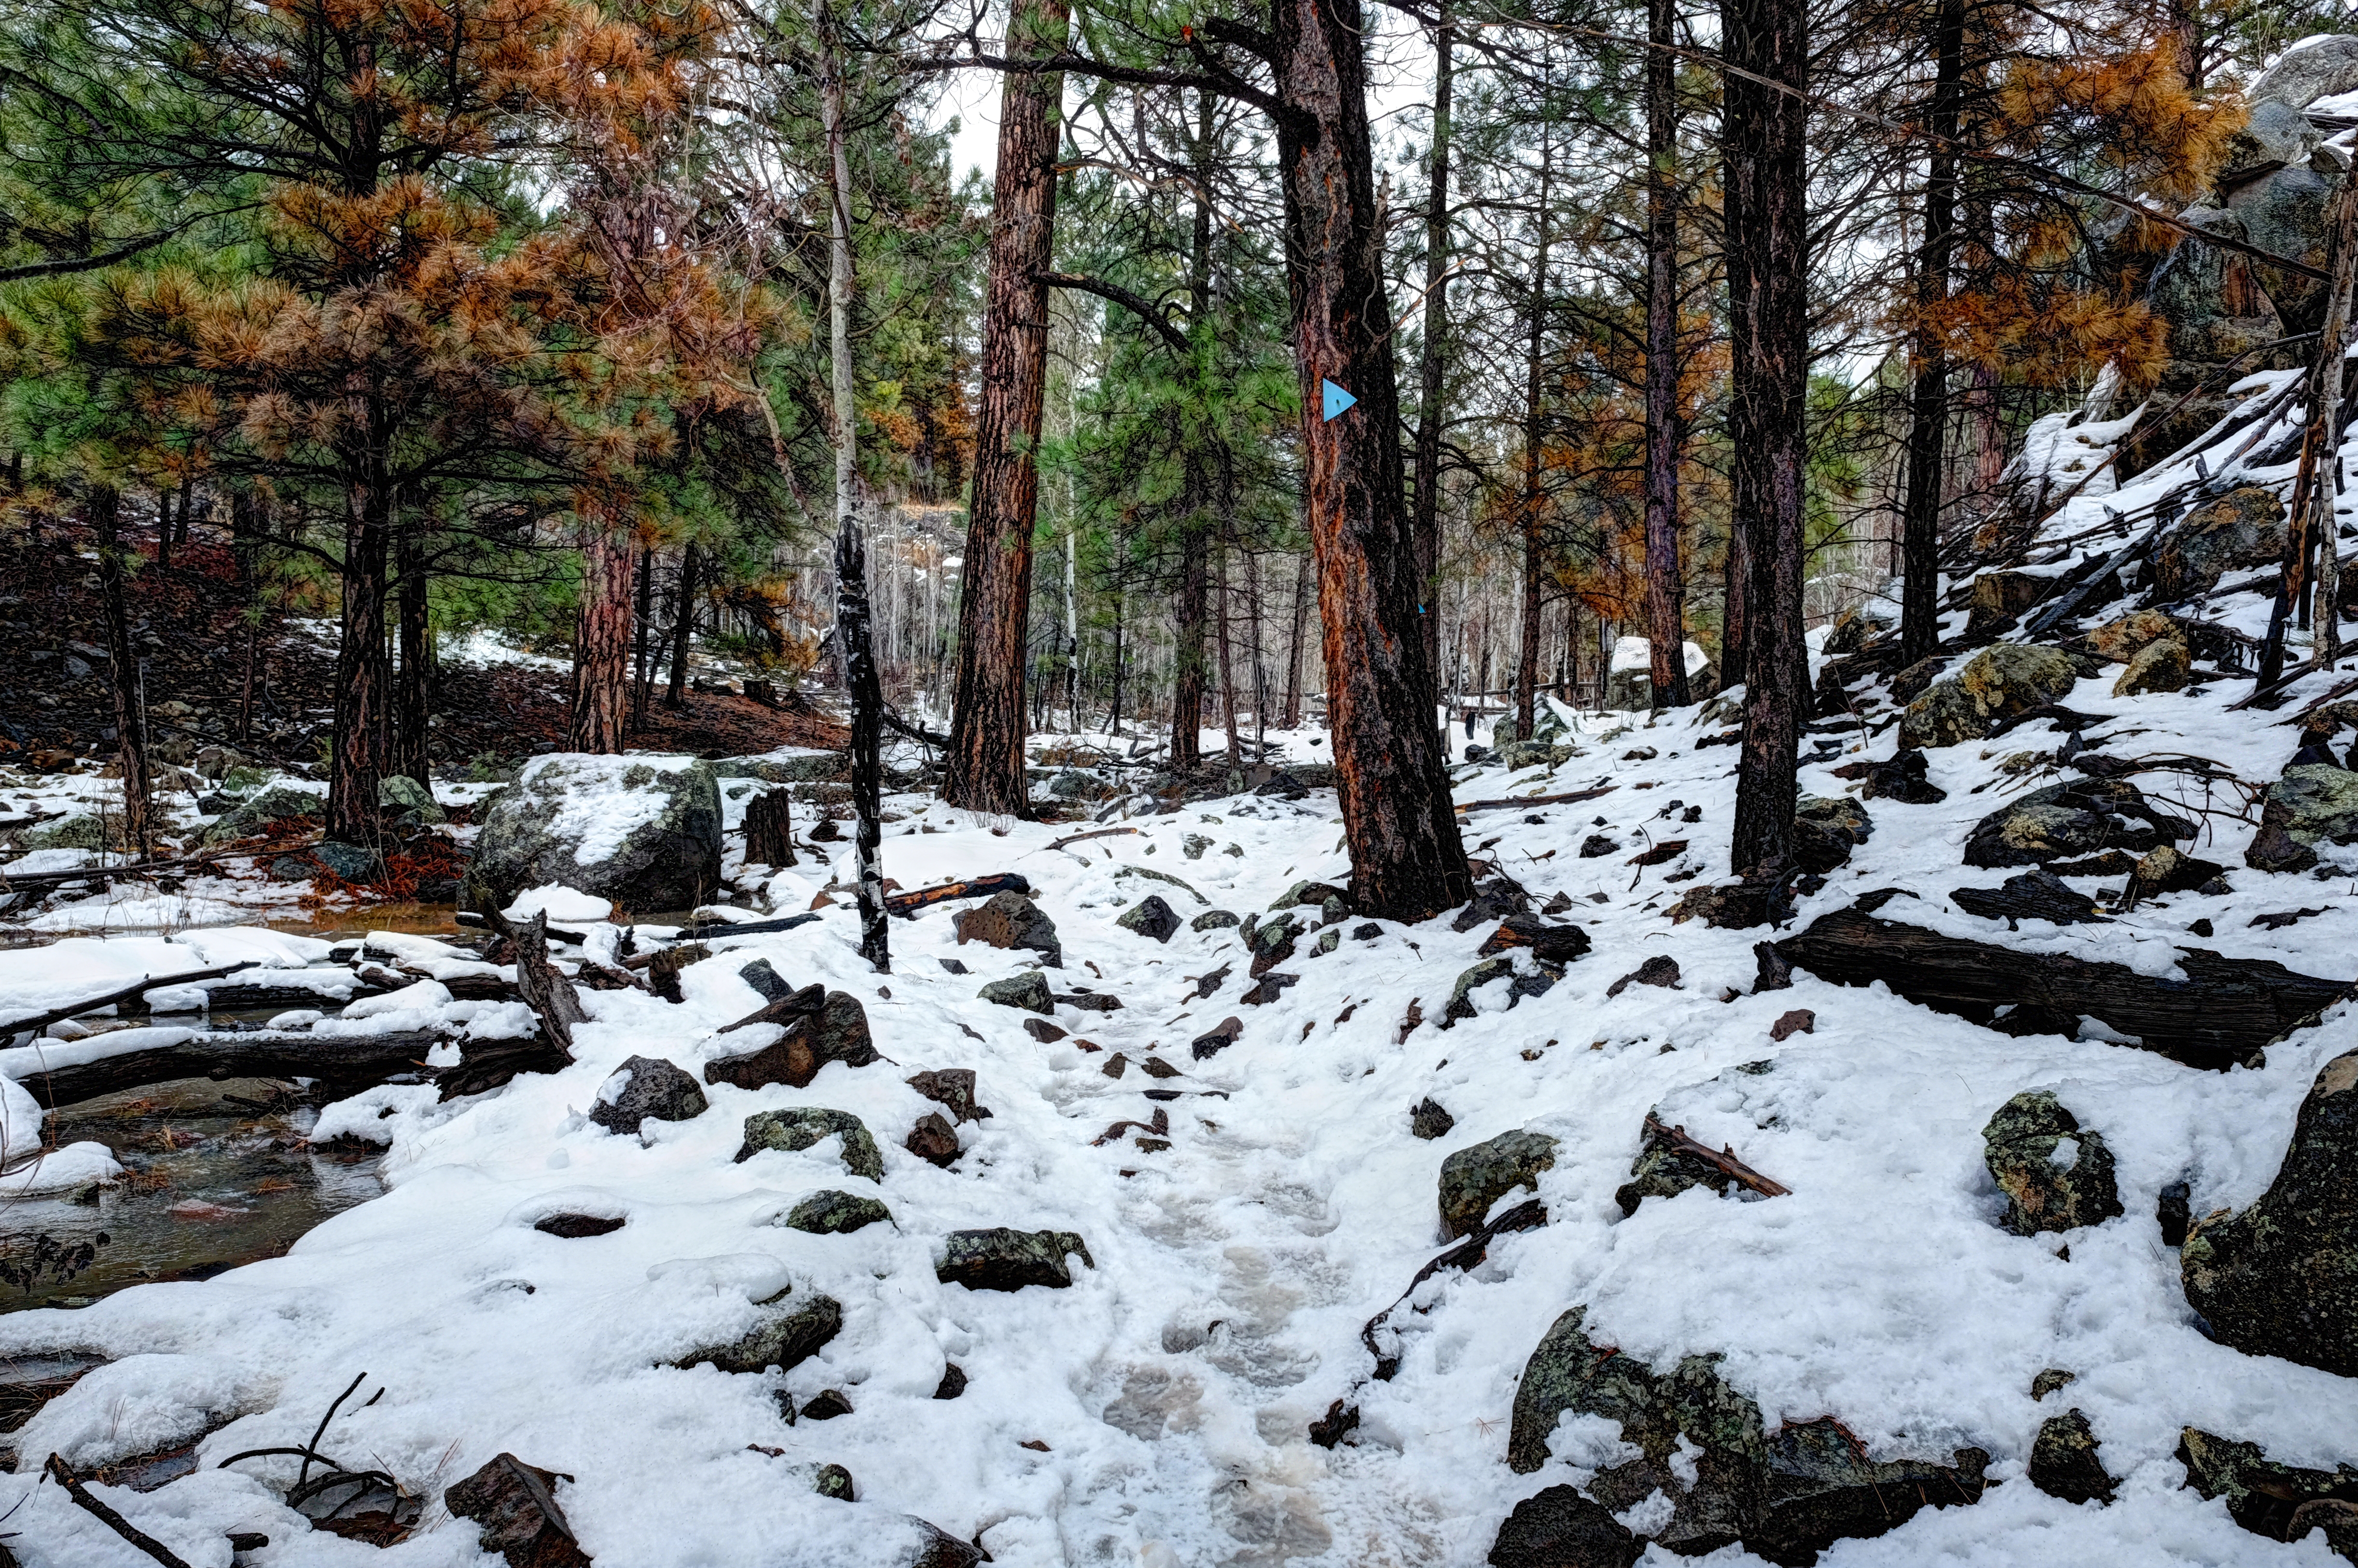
[1776,905,2351,1069]
[671,912,824,942]
[1,962,261,1037]
[5,1028,451,1110]
[885,873,1031,912]
[1049,827,1138,852]
[1455,785,1618,815]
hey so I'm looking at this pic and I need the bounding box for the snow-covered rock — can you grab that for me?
[464,753,721,915]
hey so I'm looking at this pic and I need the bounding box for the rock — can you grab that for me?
[1498,740,1568,771]
[1248,913,1301,977]
[2028,1410,2116,1505]
[907,1068,991,1124]
[1982,1091,2123,1236]
[1606,956,1680,998]
[1191,1016,1244,1059]
[953,892,1062,967]
[2113,635,2190,696]
[1751,1417,1988,1566]
[1666,875,1786,931]
[1579,834,1620,858]
[978,973,1054,1014]
[464,755,722,914]
[735,1108,884,1182]
[936,1228,1094,1291]
[1486,1486,1642,1568]
[902,1519,987,1568]
[2086,608,2185,663]
[933,1364,967,1400]
[737,959,794,1004]
[800,1388,853,1420]
[444,1454,590,1568]
[2182,1047,2358,1375]
[309,841,382,883]
[534,1213,625,1238]
[1117,895,1180,942]
[1192,908,1238,930]
[784,1191,890,1235]
[1411,1098,1456,1140]
[814,1464,855,1501]
[1443,957,1513,1025]
[1900,646,2080,749]
[1452,875,1532,933]
[2246,763,2358,873]
[905,1112,961,1168]
[588,1056,709,1137]
[1792,795,1871,874]
[1240,971,1300,1005]
[703,988,878,1091]
[377,773,444,824]
[1952,869,2102,926]
[197,784,324,845]
[2152,486,2288,602]
[1440,1128,1559,1239]
[2030,1368,2076,1401]
[1478,915,1594,964]
[1889,654,1950,704]
[2247,33,2358,110]
[2220,96,2322,186]
[1769,1009,1814,1041]
[674,1293,844,1374]
[1966,569,2056,634]
[1615,1120,1746,1216]
[1962,778,2194,867]
[2179,1428,2358,1555]
[2158,1181,2192,1247]
[1182,834,1214,859]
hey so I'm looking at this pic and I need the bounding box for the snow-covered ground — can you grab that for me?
[0,666,2348,1566]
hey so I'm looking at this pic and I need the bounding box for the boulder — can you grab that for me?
[2028,1410,2116,1505]
[1191,908,1239,931]
[1751,1418,1988,1567]
[936,1228,1094,1291]
[1477,915,1593,964]
[1117,894,1180,942]
[1411,1098,1456,1141]
[2245,763,2358,873]
[1900,646,2080,749]
[1190,1015,1244,1059]
[954,892,1062,966]
[907,1068,991,1124]
[2086,608,2185,662]
[2219,97,2323,186]
[977,973,1054,1014]
[1452,875,1532,933]
[444,1453,590,1568]
[1966,569,2056,634]
[2113,635,2190,696]
[587,1056,709,1137]
[1440,1128,1559,1239]
[377,773,445,824]
[1792,795,1872,873]
[1607,955,1681,997]
[783,1190,891,1235]
[197,784,324,845]
[2178,1427,2358,1554]
[1615,1118,1749,1215]
[1442,955,1559,1026]
[1982,1091,2123,1236]
[902,1519,988,1568]
[2151,486,2288,603]
[1486,1486,1642,1568]
[1248,913,1301,977]
[703,988,878,1091]
[1962,778,2194,867]
[905,1112,961,1168]
[2248,34,2358,109]
[735,1108,884,1182]
[465,755,721,914]
[800,1388,853,1420]
[2181,1047,2358,1376]
[674,1292,843,1374]
[2128,844,2228,898]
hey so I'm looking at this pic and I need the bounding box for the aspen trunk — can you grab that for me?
[945,0,1069,816]
[91,487,152,857]
[568,519,636,754]
[1898,0,1962,664]
[1642,0,1691,709]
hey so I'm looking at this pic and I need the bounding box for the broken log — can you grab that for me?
[743,790,797,869]
[479,910,586,1058]
[884,873,1031,912]
[1639,1114,1791,1198]
[5,1028,452,1110]
[1455,785,1617,815]
[1049,827,1138,852]
[1776,905,2350,1069]
[671,912,823,942]
[1,961,260,1037]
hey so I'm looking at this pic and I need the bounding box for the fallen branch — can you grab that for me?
[1455,785,1617,814]
[476,910,585,1058]
[1360,1198,1547,1382]
[0,836,321,894]
[43,1454,193,1568]
[671,912,823,941]
[7,1027,452,1109]
[885,873,1032,911]
[1640,1114,1791,1198]
[1050,827,1138,851]
[0,961,260,1037]
[455,910,585,946]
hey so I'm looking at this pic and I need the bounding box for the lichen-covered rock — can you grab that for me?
[1440,1128,1559,1239]
[936,1228,1094,1291]
[2086,608,2185,663]
[1750,1417,1988,1567]
[2178,1427,2358,1553]
[1117,894,1180,943]
[1966,569,2056,633]
[198,784,326,845]
[673,1292,843,1374]
[735,1108,884,1182]
[1792,795,1872,874]
[953,892,1061,966]
[444,1453,591,1568]
[2151,486,2288,603]
[907,1068,991,1124]
[1615,1119,1747,1215]
[1982,1091,2123,1236]
[1962,778,2194,868]
[1442,955,1559,1026]
[2181,1048,2358,1376]
[378,773,445,824]
[1486,1486,1642,1568]
[588,1056,708,1137]
[784,1190,891,1235]
[2249,34,2358,110]
[2113,635,2190,697]
[2028,1410,2116,1505]
[1191,908,1239,931]
[464,754,721,914]
[1900,646,2080,749]
[977,972,1054,1014]
[2245,763,2358,873]
[1182,834,1214,860]
[1411,1098,1456,1141]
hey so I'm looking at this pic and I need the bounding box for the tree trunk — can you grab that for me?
[1720,0,1810,878]
[1283,550,1310,728]
[327,451,392,845]
[1898,0,1962,665]
[745,790,796,868]
[945,0,1069,817]
[392,522,430,786]
[1064,528,1080,729]
[2261,174,2358,686]
[632,543,653,725]
[1173,510,1207,768]
[1410,1,1454,705]
[1269,0,1471,921]
[91,487,152,857]
[1515,126,1551,740]
[155,487,173,571]
[568,519,636,754]
[1643,0,1691,709]
[1217,534,1242,765]
[665,543,697,709]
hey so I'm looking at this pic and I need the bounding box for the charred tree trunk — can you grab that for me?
[391,522,431,787]
[838,517,889,970]
[665,543,697,709]
[945,0,1069,817]
[1720,0,1810,877]
[1268,0,1471,921]
[1643,0,1691,710]
[2261,174,2358,686]
[1410,2,1454,705]
[568,519,636,754]
[91,487,152,857]
[1898,0,1962,665]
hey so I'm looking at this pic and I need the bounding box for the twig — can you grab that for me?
[1455,785,1617,814]
[1642,1114,1791,1198]
[42,1455,193,1568]
[1049,827,1138,851]
[1359,1198,1548,1381]
[300,1372,369,1492]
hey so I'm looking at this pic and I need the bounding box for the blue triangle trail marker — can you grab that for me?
[1321,379,1357,420]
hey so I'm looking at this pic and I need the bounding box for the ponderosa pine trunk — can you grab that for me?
[1218,535,1242,765]
[1721,0,1810,877]
[1898,0,1962,664]
[1173,521,1207,768]
[665,543,697,708]
[1643,0,1691,709]
[945,0,1069,817]
[393,522,430,786]
[1514,124,1551,740]
[91,487,152,856]
[327,428,393,845]
[1410,2,1454,706]
[1269,0,1471,921]
[569,519,636,753]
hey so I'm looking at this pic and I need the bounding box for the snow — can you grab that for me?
[0,1073,44,1164]
[0,1141,124,1196]
[517,753,698,867]
[0,848,96,875]
[1609,635,1712,676]
[506,884,615,923]
[0,930,330,1027]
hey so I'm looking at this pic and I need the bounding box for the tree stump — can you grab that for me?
[745,790,795,868]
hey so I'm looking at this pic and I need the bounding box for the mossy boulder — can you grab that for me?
[1982,1091,2123,1236]
[2028,1410,2116,1505]
[935,1228,1094,1291]
[2178,1427,2358,1553]
[735,1108,883,1182]
[1439,1128,1558,1239]
[673,1292,843,1374]
[197,784,325,845]
[1962,778,2194,868]
[2113,636,2190,697]
[977,972,1053,1014]
[2151,486,2287,602]
[784,1190,891,1235]
[1900,645,2079,749]
[2245,763,2358,873]
[464,754,721,914]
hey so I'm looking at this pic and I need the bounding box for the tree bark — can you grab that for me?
[1720,0,1810,877]
[745,790,796,868]
[90,487,153,857]
[1515,122,1551,740]
[945,0,1069,817]
[1643,0,1691,709]
[1269,0,1471,921]
[1410,2,1454,706]
[664,543,697,709]
[632,543,653,725]
[1898,0,1962,665]
[327,448,392,844]
[2261,174,2358,685]
[392,521,430,786]
[1173,524,1207,768]
[568,517,636,754]
[1217,534,1242,765]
